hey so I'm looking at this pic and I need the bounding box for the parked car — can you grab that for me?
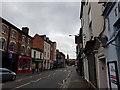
[0,68,16,82]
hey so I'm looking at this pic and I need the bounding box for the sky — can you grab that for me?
[1,0,81,59]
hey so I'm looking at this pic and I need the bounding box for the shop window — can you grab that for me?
[19,59,29,70]
[2,24,7,34]
[0,38,5,50]
[9,42,15,51]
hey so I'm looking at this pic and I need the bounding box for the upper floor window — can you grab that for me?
[12,30,17,38]
[9,42,15,52]
[2,24,7,34]
[27,47,31,56]
[47,52,49,58]
[0,38,5,50]
[40,53,42,59]
[28,38,31,44]
[22,35,26,42]
[34,51,36,58]
[44,52,46,57]
[88,4,92,24]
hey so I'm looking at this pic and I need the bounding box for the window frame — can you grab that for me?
[12,29,17,38]
[2,24,8,34]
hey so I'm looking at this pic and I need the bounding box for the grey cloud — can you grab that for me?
[2,2,80,58]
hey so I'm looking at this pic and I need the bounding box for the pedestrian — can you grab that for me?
[38,63,42,72]
[31,63,36,74]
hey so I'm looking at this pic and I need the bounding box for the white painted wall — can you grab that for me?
[31,49,43,59]
[104,2,120,88]
[44,41,50,60]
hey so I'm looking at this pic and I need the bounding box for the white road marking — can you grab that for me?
[16,79,23,82]
[15,74,41,82]
[58,83,63,85]
[31,78,42,83]
[11,82,30,90]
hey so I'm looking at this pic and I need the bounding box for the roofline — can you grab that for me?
[1,17,33,39]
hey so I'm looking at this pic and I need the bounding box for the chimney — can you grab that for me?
[22,27,29,35]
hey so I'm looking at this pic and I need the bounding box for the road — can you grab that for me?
[2,66,75,89]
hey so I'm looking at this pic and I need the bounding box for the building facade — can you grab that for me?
[1,17,32,73]
[50,41,56,69]
[80,1,108,88]
[31,48,43,71]
[56,50,65,68]
[40,35,51,70]
[17,27,32,73]
[102,1,120,89]
[32,34,44,70]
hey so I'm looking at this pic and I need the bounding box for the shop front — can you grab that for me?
[32,58,43,71]
[17,55,31,73]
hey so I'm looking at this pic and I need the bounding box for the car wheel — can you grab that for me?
[11,75,16,81]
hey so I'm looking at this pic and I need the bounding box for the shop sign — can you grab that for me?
[107,61,119,90]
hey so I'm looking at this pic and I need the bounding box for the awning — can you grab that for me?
[32,58,43,62]
[107,28,120,45]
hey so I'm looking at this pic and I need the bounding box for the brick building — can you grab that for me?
[56,50,65,68]
[50,41,56,69]
[32,34,44,71]
[0,17,32,73]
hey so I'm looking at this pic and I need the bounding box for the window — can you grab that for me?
[2,24,7,34]
[21,46,25,54]
[28,38,31,44]
[44,52,46,57]
[0,38,5,50]
[34,51,36,58]
[27,48,31,56]
[22,35,26,42]
[9,42,15,51]
[89,21,93,38]
[40,53,42,59]
[12,30,17,38]
[19,59,29,70]
[88,4,92,24]
[47,52,49,58]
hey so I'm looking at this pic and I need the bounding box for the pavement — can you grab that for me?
[68,71,89,88]
[62,69,90,89]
